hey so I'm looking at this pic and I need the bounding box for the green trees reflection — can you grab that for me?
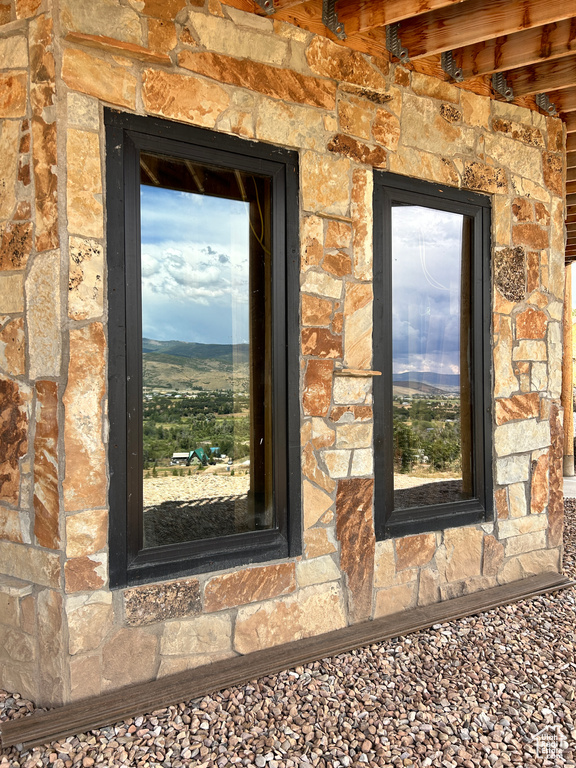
[393,397,461,473]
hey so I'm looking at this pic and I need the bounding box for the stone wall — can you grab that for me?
[0,0,566,705]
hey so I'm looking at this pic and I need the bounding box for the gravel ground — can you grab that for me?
[2,504,576,767]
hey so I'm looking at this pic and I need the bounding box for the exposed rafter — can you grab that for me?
[456,20,576,80]
[506,55,576,96]
[336,0,469,36]
[543,88,576,112]
[397,0,576,60]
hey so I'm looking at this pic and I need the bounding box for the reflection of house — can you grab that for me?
[188,447,219,465]
[170,452,189,465]
[1,0,575,743]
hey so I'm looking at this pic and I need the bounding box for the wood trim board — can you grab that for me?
[0,572,572,750]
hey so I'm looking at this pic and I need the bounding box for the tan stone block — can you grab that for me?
[494,419,550,458]
[323,449,351,478]
[547,402,564,548]
[255,97,326,151]
[60,0,143,44]
[495,487,509,520]
[304,418,335,450]
[302,478,334,529]
[492,118,544,149]
[0,541,59,587]
[512,223,549,250]
[481,536,504,578]
[504,530,547,557]
[14,0,43,18]
[401,95,474,156]
[66,509,107,558]
[332,375,371,405]
[389,146,459,187]
[350,448,372,476]
[0,376,30,508]
[531,451,549,514]
[301,269,343,300]
[330,404,372,423]
[371,108,400,150]
[0,625,35,663]
[301,214,323,270]
[440,575,498,601]
[302,359,333,418]
[301,152,351,216]
[161,614,231,656]
[63,323,107,511]
[442,526,483,582]
[335,423,372,449]
[0,592,19,627]
[296,555,340,587]
[0,221,33,273]
[65,553,106,593]
[325,220,352,249]
[508,482,528,518]
[0,274,24,313]
[0,36,28,69]
[0,120,19,220]
[157,650,236,677]
[25,251,61,378]
[68,237,104,320]
[62,48,136,109]
[516,307,547,340]
[495,393,540,425]
[33,381,59,549]
[323,250,352,278]
[303,526,337,559]
[417,568,440,607]
[302,441,335,494]
[512,340,546,361]
[460,90,490,127]
[234,582,346,654]
[306,36,388,89]
[204,562,296,612]
[67,129,103,239]
[37,588,64,705]
[70,654,102,700]
[373,539,395,588]
[302,295,332,327]
[338,96,373,140]
[395,533,436,571]
[498,515,548,539]
[344,300,372,369]
[0,316,25,376]
[67,92,100,131]
[351,167,373,281]
[148,18,178,53]
[0,74,27,118]
[67,596,112,655]
[484,133,543,186]
[411,72,459,104]
[0,506,23,543]
[301,327,342,359]
[374,582,416,618]
[102,627,159,689]
[495,454,530,485]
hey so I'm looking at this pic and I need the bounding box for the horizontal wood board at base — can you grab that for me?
[1,572,572,750]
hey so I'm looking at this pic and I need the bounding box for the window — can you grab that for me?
[106,110,300,587]
[373,173,492,539]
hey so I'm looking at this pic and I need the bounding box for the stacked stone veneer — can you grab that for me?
[0,0,566,705]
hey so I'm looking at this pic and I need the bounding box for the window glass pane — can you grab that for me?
[391,204,473,510]
[139,152,273,548]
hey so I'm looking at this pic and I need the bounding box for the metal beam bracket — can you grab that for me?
[492,72,514,102]
[535,92,557,116]
[386,23,409,64]
[322,0,346,40]
[254,0,275,15]
[441,50,463,83]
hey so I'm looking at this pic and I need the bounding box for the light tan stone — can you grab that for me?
[498,515,548,539]
[65,553,107,593]
[508,482,528,518]
[338,96,373,140]
[411,72,459,104]
[0,120,19,220]
[333,376,371,405]
[498,548,560,583]
[70,654,102,699]
[374,582,417,618]
[60,0,142,43]
[67,130,103,239]
[547,321,562,399]
[401,94,475,156]
[296,555,340,587]
[301,269,342,300]
[484,133,543,185]
[0,36,28,69]
[204,563,295,612]
[323,449,351,478]
[302,441,335,493]
[496,454,531,485]
[161,613,232,656]
[302,478,333,529]
[26,251,61,378]
[344,300,372,369]
[351,168,373,281]
[62,48,137,109]
[460,90,490,127]
[102,628,159,689]
[531,362,547,392]
[0,317,25,376]
[303,527,337,559]
[504,530,547,557]
[0,274,24,313]
[494,419,550,457]
[67,600,113,655]
[440,575,498,601]
[0,626,36,663]
[530,451,549,514]
[67,91,100,131]
[301,214,323,270]
[0,592,19,627]
[335,423,372,449]
[307,417,335,449]
[0,540,59,587]
[493,196,511,246]
[0,74,27,118]
[373,539,395,588]
[0,507,23,543]
[306,36,388,89]
[395,533,436,571]
[389,146,459,187]
[157,650,236,677]
[68,236,104,320]
[301,152,350,216]
[418,569,441,606]
[442,526,483,582]
[512,340,546,361]
[63,324,107,511]
[234,582,346,654]
[255,97,326,151]
[65,509,108,558]
[350,448,372,476]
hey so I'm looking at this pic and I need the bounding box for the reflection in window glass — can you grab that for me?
[139,153,273,548]
[391,205,473,510]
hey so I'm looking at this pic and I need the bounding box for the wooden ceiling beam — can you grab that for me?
[398,0,576,60]
[565,113,576,133]
[506,54,576,96]
[457,20,576,80]
[568,152,576,168]
[335,0,468,36]
[567,167,576,182]
[545,88,576,112]
[568,133,576,152]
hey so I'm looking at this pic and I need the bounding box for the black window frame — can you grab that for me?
[373,172,493,540]
[105,109,301,588]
